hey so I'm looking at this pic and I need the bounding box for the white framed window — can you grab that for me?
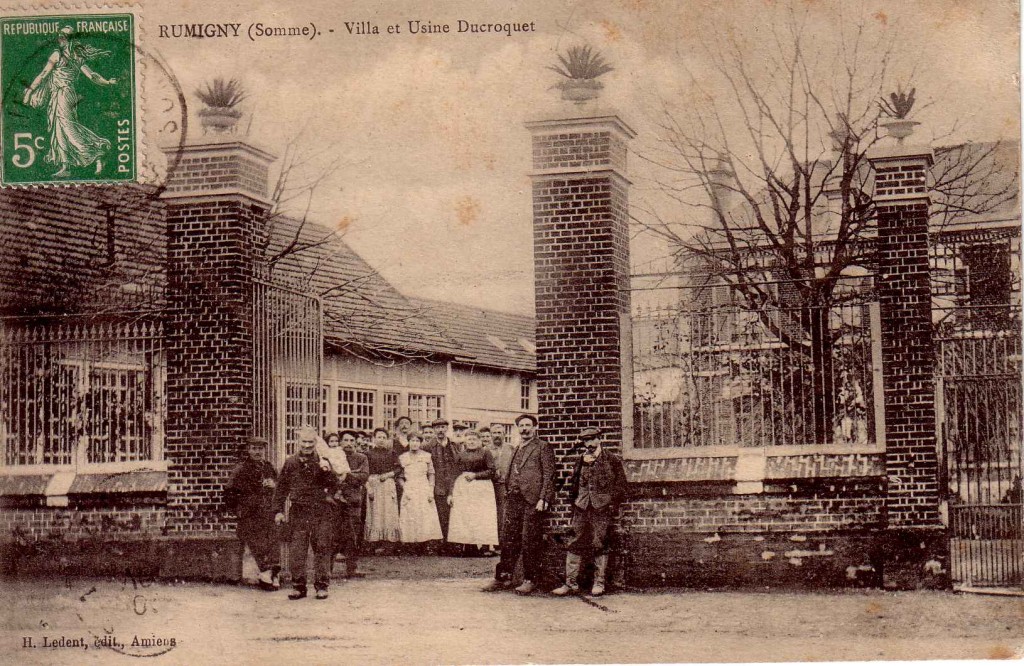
[520,377,532,411]
[382,392,400,431]
[337,387,376,431]
[408,393,444,426]
[2,357,164,469]
[283,381,322,457]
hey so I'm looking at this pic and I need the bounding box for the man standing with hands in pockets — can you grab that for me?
[482,414,555,595]
[274,426,339,600]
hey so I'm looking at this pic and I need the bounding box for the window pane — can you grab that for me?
[408,393,444,427]
[382,392,400,431]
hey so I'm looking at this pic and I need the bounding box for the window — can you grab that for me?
[85,364,155,464]
[382,392,400,431]
[408,393,444,426]
[337,387,375,431]
[491,423,513,442]
[3,356,163,467]
[520,378,532,411]
[284,382,322,456]
[321,384,329,433]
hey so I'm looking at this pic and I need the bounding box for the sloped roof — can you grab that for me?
[263,216,459,358]
[0,184,166,315]
[409,298,536,373]
[931,140,1020,231]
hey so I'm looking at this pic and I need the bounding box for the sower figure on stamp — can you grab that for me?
[552,427,627,597]
[224,437,280,591]
[21,26,118,177]
[273,426,339,600]
[482,413,555,595]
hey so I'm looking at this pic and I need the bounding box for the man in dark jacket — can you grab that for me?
[482,413,556,595]
[333,430,369,577]
[552,427,627,597]
[425,417,459,542]
[224,437,280,590]
[273,426,339,600]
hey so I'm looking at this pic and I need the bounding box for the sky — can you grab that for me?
[146,0,1020,315]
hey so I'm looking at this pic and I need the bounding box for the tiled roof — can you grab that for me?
[0,185,166,315]
[265,216,460,358]
[409,298,536,373]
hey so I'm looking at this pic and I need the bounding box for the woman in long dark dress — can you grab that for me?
[364,427,401,548]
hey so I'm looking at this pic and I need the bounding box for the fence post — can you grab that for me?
[867,133,947,589]
[526,106,636,577]
[160,138,276,564]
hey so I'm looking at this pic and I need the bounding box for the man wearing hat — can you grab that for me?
[424,417,459,541]
[332,430,369,578]
[551,427,627,597]
[483,413,556,595]
[224,437,280,590]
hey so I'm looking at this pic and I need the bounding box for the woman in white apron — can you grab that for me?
[447,429,499,550]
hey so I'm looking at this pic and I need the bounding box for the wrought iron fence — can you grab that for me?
[631,291,879,449]
[937,304,1022,588]
[0,315,164,467]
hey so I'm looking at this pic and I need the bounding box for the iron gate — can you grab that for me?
[937,305,1023,590]
[253,279,323,467]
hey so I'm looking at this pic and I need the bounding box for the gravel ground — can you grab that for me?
[1,556,1022,665]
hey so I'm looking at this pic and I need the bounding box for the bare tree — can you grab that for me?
[633,6,1017,443]
[254,123,444,365]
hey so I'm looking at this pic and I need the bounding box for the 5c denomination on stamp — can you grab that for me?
[0,13,137,187]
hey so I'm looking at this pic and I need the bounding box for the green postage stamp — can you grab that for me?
[0,14,137,186]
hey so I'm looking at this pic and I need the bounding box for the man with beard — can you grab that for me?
[487,424,517,538]
[274,426,338,600]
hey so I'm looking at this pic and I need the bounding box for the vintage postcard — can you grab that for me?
[0,0,1021,664]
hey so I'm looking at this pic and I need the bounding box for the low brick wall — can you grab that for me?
[0,496,241,581]
[537,477,948,591]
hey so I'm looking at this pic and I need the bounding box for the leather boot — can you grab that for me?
[591,554,609,596]
[552,553,581,596]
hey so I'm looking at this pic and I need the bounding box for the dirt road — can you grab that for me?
[2,556,1021,665]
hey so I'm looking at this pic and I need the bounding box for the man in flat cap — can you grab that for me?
[224,437,280,590]
[552,426,627,597]
[425,417,459,542]
[483,413,555,595]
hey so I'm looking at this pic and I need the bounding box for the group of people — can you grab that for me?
[224,413,626,601]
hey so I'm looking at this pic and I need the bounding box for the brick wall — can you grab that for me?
[164,196,266,533]
[529,116,634,531]
[875,200,941,527]
[531,130,628,173]
[621,480,886,534]
[1,505,166,542]
[163,143,271,199]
